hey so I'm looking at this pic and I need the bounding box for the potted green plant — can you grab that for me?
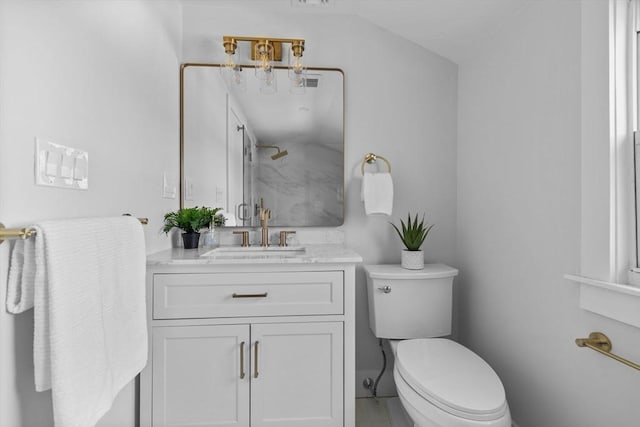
[163,206,224,249]
[390,212,434,270]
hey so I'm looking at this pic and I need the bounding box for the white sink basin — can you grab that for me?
[200,246,306,259]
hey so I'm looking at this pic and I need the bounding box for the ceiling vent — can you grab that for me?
[305,78,319,88]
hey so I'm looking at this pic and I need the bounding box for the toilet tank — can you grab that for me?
[364,264,459,339]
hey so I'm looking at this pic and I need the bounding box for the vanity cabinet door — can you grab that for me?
[152,324,250,427]
[250,322,344,427]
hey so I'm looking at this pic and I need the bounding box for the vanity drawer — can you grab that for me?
[153,271,344,319]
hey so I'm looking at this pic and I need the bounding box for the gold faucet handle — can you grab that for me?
[279,231,296,247]
[233,230,250,247]
[259,208,271,223]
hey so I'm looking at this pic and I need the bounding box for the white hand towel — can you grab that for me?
[361,172,394,216]
[6,236,38,313]
[5,216,147,427]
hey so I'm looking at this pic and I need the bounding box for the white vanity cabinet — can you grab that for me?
[140,250,359,427]
[151,324,250,427]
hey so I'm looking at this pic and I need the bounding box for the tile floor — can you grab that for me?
[355,397,393,427]
[356,397,414,427]
[357,397,516,427]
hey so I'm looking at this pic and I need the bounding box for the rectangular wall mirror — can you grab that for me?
[181,64,344,227]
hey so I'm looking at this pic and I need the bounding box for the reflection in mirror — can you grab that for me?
[181,64,344,227]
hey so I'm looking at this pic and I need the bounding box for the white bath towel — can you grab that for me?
[6,216,147,427]
[361,172,394,216]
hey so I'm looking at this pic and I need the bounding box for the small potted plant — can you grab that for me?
[163,206,224,249]
[390,212,434,270]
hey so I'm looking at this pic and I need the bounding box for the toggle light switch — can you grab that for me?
[44,151,60,177]
[60,153,74,179]
[73,154,88,182]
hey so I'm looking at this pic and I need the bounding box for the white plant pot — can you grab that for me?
[401,250,424,270]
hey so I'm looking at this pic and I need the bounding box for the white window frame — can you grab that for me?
[565,0,640,329]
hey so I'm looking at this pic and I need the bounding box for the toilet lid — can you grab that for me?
[395,339,507,421]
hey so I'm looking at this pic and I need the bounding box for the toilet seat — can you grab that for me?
[395,338,508,422]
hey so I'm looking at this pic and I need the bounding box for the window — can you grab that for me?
[565,0,640,329]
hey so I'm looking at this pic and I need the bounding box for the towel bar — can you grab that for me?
[0,216,149,244]
[575,332,640,371]
[361,153,391,175]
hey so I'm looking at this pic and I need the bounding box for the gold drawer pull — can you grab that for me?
[254,341,260,378]
[239,341,246,379]
[232,292,268,298]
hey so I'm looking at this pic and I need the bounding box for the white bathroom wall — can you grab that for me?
[457,1,640,426]
[180,4,459,397]
[0,1,181,425]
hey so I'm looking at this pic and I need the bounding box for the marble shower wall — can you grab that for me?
[255,140,343,226]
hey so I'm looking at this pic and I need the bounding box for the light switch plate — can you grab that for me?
[162,172,177,199]
[184,177,194,201]
[216,186,224,204]
[35,138,88,190]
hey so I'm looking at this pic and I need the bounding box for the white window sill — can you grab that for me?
[565,274,640,328]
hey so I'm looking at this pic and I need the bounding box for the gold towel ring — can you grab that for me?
[361,153,391,175]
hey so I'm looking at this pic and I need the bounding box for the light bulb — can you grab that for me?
[222,37,237,69]
[254,41,274,81]
[292,55,303,72]
[288,42,306,91]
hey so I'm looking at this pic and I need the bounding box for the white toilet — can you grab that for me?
[364,264,511,427]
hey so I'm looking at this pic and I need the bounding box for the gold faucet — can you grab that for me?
[233,230,250,247]
[259,208,271,247]
[279,230,296,247]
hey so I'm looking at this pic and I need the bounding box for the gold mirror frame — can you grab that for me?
[179,63,345,227]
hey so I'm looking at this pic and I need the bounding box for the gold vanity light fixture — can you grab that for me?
[221,36,306,94]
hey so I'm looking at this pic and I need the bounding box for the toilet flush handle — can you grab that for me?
[378,285,392,294]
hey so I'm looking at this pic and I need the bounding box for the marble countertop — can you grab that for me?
[147,244,363,266]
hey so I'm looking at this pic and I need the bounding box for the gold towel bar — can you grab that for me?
[361,153,391,175]
[0,216,149,244]
[575,332,640,371]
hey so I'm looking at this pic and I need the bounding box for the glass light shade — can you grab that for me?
[222,38,237,69]
[289,68,306,94]
[254,41,274,81]
[259,68,277,94]
[220,65,246,92]
[231,66,246,91]
[224,52,236,69]
[288,53,304,77]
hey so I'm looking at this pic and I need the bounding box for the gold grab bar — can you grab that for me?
[0,216,149,244]
[361,153,391,175]
[575,332,640,371]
